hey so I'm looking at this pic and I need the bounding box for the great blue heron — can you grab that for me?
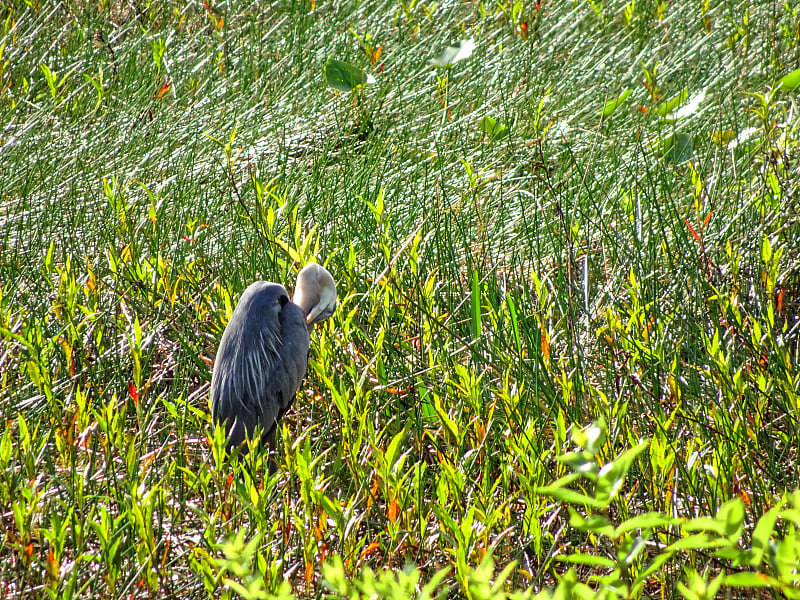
[210,263,337,462]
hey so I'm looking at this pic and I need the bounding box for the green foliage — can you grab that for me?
[1,0,799,597]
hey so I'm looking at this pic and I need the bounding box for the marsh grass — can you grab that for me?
[1,0,799,597]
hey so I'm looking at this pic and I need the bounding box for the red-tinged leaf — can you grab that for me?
[777,288,784,315]
[161,539,171,568]
[319,541,328,562]
[541,328,550,364]
[685,219,702,244]
[226,473,234,488]
[702,210,715,230]
[128,381,139,403]
[740,488,751,507]
[370,43,383,65]
[157,83,171,98]
[388,497,399,524]
[46,549,58,579]
[366,477,379,511]
[638,105,647,113]
[203,0,211,13]
[360,541,380,561]
[304,560,315,587]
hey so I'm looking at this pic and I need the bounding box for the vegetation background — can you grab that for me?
[1,0,799,597]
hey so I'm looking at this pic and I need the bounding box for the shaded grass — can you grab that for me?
[1,0,799,597]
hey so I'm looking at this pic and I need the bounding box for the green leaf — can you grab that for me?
[683,517,726,536]
[723,572,777,587]
[596,440,649,503]
[572,420,606,454]
[667,533,724,551]
[430,39,475,67]
[653,88,688,115]
[778,67,800,92]
[601,89,631,117]
[535,485,608,508]
[319,494,345,533]
[761,235,773,265]
[717,498,745,541]
[660,132,694,163]
[478,116,509,141]
[614,512,678,537]
[568,507,615,537]
[324,58,375,92]
[558,553,615,567]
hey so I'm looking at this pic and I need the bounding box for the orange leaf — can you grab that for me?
[22,543,33,566]
[540,329,550,364]
[777,288,784,315]
[157,83,171,98]
[46,549,58,579]
[359,540,379,562]
[370,43,383,65]
[388,497,399,524]
[740,488,751,507]
[702,210,715,231]
[685,219,701,244]
[128,381,139,403]
[304,560,315,587]
[366,477,379,511]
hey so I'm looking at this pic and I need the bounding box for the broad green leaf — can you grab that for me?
[778,67,800,92]
[717,498,745,541]
[568,507,615,537]
[572,419,606,453]
[478,116,509,141]
[535,485,608,508]
[596,440,649,503]
[723,572,777,587]
[324,58,375,92]
[620,536,646,566]
[601,89,631,117]
[558,553,615,567]
[319,494,345,532]
[614,512,678,537]
[761,235,773,265]
[683,516,726,536]
[653,88,688,115]
[430,39,474,67]
[660,132,694,163]
[559,450,597,474]
[667,533,724,551]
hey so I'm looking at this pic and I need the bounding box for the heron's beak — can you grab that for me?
[305,287,337,326]
[306,302,336,326]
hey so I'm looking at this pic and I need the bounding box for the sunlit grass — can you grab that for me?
[1,0,799,597]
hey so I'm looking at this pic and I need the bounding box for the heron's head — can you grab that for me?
[292,262,337,327]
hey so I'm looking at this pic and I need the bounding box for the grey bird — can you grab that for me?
[210,263,337,461]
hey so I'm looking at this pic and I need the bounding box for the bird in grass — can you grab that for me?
[210,263,337,463]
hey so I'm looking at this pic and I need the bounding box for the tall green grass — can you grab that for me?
[1,0,798,597]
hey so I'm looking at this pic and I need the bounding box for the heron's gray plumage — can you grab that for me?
[210,264,337,457]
